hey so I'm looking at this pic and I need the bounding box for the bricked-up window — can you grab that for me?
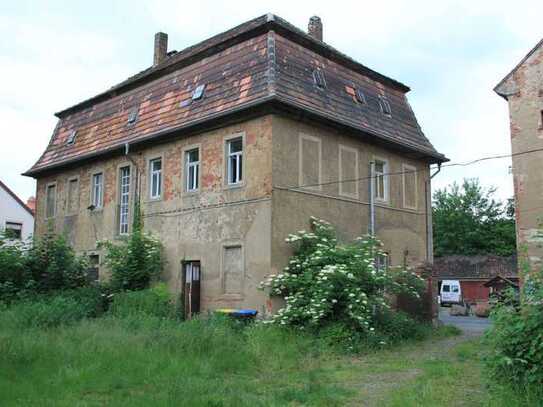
[402,164,417,209]
[339,145,358,198]
[46,184,56,218]
[223,245,243,294]
[149,158,162,199]
[185,149,199,192]
[91,173,103,208]
[227,138,243,185]
[4,222,22,239]
[119,166,131,235]
[374,159,389,202]
[299,134,322,189]
[67,178,79,214]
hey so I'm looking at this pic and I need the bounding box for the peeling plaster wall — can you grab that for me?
[35,116,273,313]
[505,45,543,272]
[270,115,431,281]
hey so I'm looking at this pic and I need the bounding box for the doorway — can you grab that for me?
[182,261,201,319]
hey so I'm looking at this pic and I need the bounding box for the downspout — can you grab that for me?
[369,161,375,236]
[426,163,441,263]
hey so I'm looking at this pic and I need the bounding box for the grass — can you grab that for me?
[0,311,539,406]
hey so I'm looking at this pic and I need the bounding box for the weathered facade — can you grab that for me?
[495,38,543,277]
[26,15,446,315]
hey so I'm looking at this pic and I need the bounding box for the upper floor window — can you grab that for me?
[66,178,79,214]
[185,148,200,192]
[91,173,104,208]
[119,166,131,235]
[149,158,162,199]
[378,95,392,116]
[373,159,389,202]
[46,184,57,218]
[227,137,243,185]
[402,164,417,209]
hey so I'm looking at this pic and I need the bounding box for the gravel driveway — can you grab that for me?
[438,307,492,335]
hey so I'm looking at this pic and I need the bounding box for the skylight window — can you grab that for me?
[192,84,206,101]
[127,107,139,124]
[379,96,392,116]
[312,69,326,89]
[355,88,367,104]
[66,130,77,146]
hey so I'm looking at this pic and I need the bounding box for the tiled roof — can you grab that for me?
[25,14,446,177]
[433,255,518,280]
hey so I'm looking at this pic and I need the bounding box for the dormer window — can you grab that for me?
[127,107,139,124]
[66,130,77,146]
[192,84,206,101]
[312,69,326,89]
[355,88,367,104]
[379,95,392,116]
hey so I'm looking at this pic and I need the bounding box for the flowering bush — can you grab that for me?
[260,217,425,334]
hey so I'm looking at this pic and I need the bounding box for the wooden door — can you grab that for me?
[183,261,201,319]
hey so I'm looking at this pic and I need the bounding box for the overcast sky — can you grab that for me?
[1,0,542,203]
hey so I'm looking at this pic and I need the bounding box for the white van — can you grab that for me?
[440,280,462,306]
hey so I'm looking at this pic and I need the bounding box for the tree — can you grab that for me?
[433,178,516,257]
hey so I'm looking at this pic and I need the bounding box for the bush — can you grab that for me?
[99,203,163,291]
[108,283,176,319]
[260,217,425,339]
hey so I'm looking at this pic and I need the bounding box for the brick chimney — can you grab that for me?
[153,32,168,66]
[26,196,35,214]
[308,16,323,42]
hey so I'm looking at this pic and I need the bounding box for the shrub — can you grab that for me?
[99,203,163,291]
[108,283,176,319]
[260,217,425,337]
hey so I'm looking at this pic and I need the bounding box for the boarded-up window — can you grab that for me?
[402,164,417,209]
[223,246,243,295]
[339,145,358,197]
[374,159,388,201]
[299,135,321,188]
[46,184,56,218]
[67,178,79,214]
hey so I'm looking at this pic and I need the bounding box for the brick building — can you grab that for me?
[25,15,446,315]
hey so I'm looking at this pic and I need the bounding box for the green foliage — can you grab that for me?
[260,217,426,341]
[433,178,516,256]
[98,202,163,291]
[0,231,88,304]
[108,283,176,319]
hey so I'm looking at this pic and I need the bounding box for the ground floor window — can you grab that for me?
[4,222,22,239]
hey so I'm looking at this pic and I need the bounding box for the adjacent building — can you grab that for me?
[25,15,446,315]
[495,38,543,278]
[0,179,35,241]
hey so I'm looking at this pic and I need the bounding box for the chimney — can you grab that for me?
[26,196,35,214]
[308,16,323,42]
[153,32,168,66]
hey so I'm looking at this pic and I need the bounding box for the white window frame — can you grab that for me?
[90,172,104,209]
[185,147,200,192]
[298,133,322,190]
[149,157,163,200]
[118,166,131,235]
[402,163,418,210]
[4,221,23,240]
[373,157,389,203]
[45,182,57,218]
[226,136,244,186]
[338,144,359,198]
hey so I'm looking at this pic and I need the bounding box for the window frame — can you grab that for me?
[148,157,163,200]
[184,146,201,193]
[338,144,359,199]
[225,135,245,187]
[373,157,389,203]
[378,95,392,117]
[90,172,104,209]
[4,221,23,240]
[402,163,418,210]
[45,182,57,219]
[118,165,132,235]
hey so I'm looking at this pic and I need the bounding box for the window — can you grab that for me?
[355,88,367,104]
[223,245,243,295]
[442,285,450,293]
[192,84,206,101]
[373,159,388,202]
[375,253,389,272]
[312,68,326,88]
[379,95,392,116]
[227,138,243,185]
[452,285,459,293]
[119,166,131,235]
[87,254,100,282]
[402,164,417,209]
[91,173,104,208]
[66,130,77,146]
[185,148,200,192]
[67,178,79,214]
[4,222,22,239]
[299,134,322,189]
[46,184,56,218]
[149,158,162,199]
[127,107,138,124]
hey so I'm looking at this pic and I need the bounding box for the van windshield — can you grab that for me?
[443,285,450,292]
[452,286,459,293]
